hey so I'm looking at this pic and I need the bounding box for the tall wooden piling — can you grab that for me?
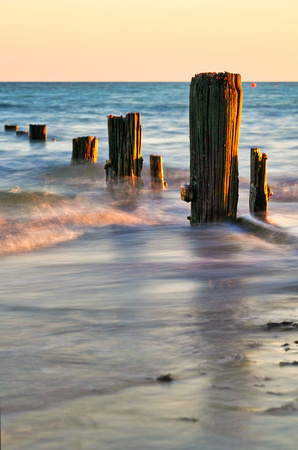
[184,72,242,225]
[105,112,142,185]
[72,136,98,163]
[29,124,47,141]
[249,148,272,213]
[150,155,167,189]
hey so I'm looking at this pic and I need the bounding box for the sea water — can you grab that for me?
[0,82,298,449]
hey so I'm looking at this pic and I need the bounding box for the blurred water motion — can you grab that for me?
[1,82,298,448]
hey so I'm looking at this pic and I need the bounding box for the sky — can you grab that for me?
[0,0,297,82]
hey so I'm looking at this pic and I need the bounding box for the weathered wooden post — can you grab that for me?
[5,125,18,131]
[71,136,98,163]
[105,112,143,185]
[249,147,272,213]
[29,124,47,141]
[150,155,167,189]
[181,72,242,225]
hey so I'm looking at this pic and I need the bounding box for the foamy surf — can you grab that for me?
[0,221,83,254]
[0,188,161,254]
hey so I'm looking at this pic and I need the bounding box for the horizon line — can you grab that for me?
[0,80,297,83]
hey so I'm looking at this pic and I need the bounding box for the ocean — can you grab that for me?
[1,81,298,449]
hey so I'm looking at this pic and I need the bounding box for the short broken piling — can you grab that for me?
[29,124,47,141]
[72,136,98,163]
[5,125,18,131]
[181,72,242,225]
[249,147,272,213]
[150,155,167,189]
[105,112,143,186]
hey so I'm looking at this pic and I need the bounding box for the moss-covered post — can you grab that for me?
[105,112,143,186]
[72,136,98,163]
[249,148,272,213]
[181,72,242,225]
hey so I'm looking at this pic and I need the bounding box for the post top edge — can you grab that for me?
[191,72,242,83]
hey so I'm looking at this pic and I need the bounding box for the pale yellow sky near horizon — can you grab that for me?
[0,0,297,82]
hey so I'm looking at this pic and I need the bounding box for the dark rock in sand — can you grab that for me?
[265,321,298,330]
[266,402,298,415]
[267,391,283,396]
[279,361,298,367]
[157,373,173,382]
[179,417,198,423]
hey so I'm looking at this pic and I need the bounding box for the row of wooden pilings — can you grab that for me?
[4,117,167,190]
[71,113,166,188]
[5,124,46,139]
[5,72,272,222]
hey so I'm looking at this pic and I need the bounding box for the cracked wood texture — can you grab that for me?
[189,72,242,224]
[106,113,142,184]
[150,154,166,189]
[72,136,98,163]
[249,147,272,213]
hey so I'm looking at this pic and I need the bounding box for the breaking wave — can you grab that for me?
[0,187,163,254]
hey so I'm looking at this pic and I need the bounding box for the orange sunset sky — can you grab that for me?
[0,0,297,82]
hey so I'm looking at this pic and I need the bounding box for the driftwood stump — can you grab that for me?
[150,155,167,189]
[72,136,98,163]
[5,125,18,131]
[182,72,242,225]
[29,124,47,141]
[105,112,143,186]
[249,148,272,213]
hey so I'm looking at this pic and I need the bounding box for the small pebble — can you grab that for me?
[179,417,198,423]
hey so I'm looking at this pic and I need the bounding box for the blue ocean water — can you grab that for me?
[1,82,298,449]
